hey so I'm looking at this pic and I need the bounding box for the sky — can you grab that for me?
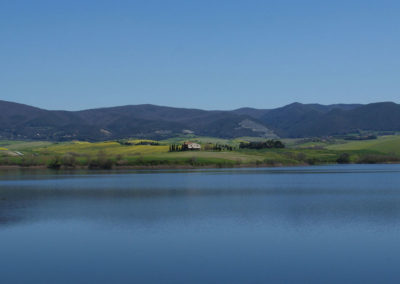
[1,0,399,111]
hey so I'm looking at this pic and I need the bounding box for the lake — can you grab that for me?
[1,165,400,283]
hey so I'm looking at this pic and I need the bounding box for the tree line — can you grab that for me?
[239,140,285,149]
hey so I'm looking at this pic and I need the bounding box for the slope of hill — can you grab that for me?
[0,101,277,141]
[327,135,400,155]
[0,100,399,141]
[255,102,400,137]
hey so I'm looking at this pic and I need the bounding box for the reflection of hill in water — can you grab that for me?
[2,165,400,229]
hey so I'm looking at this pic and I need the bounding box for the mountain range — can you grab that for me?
[1,100,400,141]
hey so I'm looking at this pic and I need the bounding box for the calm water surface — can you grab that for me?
[1,165,400,283]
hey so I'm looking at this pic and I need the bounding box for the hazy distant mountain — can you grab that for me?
[0,101,277,140]
[0,100,399,141]
[257,102,399,137]
[231,107,271,119]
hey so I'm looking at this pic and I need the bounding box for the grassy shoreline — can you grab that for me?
[1,161,400,171]
[1,136,400,170]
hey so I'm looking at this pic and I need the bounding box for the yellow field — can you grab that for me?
[1,136,399,168]
[32,141,290,163]
[36,141,170,156]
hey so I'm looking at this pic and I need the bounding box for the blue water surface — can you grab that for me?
[1,165,400,284]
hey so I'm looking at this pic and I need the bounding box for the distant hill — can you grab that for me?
[0,101,276,141]
[0,100,399,141]
[257,102,400,137]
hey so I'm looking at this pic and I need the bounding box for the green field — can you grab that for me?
[0,136,399,169]
[326,135,400,155]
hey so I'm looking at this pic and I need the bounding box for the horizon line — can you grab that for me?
[1,99,398,112]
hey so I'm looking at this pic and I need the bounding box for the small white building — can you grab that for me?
[183,142,201,150]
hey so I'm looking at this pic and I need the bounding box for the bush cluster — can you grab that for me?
[239,140,285,149]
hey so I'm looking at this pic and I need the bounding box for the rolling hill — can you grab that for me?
[0,101,277,141]
[256,102,400,137]
[0,100,399,141]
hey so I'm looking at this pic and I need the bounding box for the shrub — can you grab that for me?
[47,156,62,169]
[337,153,351,164]
[306,158,317,165]
[88,151,114,169]
[61,154,77,168]
[357,154,400,164]
[20,156,40,167]
[189,157,198,166]
[88,158,113,169]
[263,159,278,166]
[296,153,307,162]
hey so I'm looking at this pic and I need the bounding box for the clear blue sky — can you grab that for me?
[1,0,399,110]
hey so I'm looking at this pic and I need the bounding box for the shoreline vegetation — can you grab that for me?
[0,135,400,170]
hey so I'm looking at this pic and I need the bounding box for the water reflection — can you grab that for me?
[1,164,400,228]
[2,165,400,284]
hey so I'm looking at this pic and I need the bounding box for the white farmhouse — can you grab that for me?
[183,142,201,150]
